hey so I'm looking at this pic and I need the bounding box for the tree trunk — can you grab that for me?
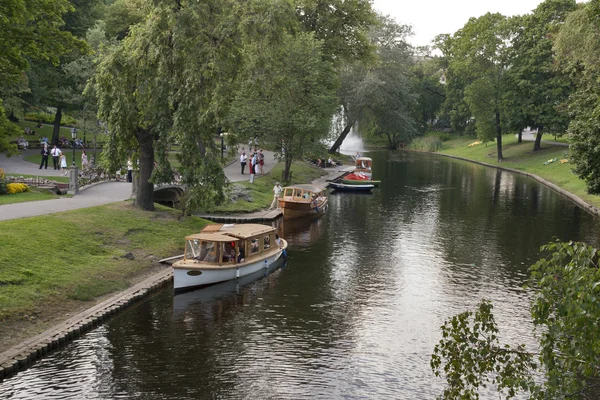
[283,155,292,183]
[517,130,522,143]
[136,128,155,211]
[495,111,503,162]
[329,121,353,154]
[52,107,62,146]
[533,127,543,152]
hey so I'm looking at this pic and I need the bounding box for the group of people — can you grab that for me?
[316,157,337,168]
[39,143,89,175]
[16,136,29,149]
[239,147,265,183]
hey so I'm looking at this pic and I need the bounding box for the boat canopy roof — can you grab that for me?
[356,157,372,162]
[283,184,325,193]
[185,223,275,242]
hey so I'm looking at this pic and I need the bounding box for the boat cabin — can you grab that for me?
[183,224,277,266]
[280,184,326,203]
[355,157,372,171]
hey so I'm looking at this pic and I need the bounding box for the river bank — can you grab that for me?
[431,134,600,215]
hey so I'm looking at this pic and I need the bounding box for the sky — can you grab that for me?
[372,0,545,47]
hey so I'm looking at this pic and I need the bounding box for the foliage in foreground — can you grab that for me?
[432,240,600,399]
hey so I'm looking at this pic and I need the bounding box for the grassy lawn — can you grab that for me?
[10,120,109,147]
[0,188,60,205]
[211,161,327,213]
[0,202,209,323]
[437,134,600,209]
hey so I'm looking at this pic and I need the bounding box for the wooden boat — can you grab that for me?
[278,184,328,220]
[172,223,288,291]
[354,157,373,178]
[329,182,374,192]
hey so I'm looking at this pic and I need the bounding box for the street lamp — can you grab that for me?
[220,133,224,158]
[71,127,77,167]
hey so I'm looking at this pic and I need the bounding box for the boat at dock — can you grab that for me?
[278,184,328,220]
[172,223,288,291]
[329,182,374,192]
[341,157,380,186]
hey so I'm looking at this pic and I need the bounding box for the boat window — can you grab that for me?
[264,235,270,249]
[194,240,219,263]
[185,239,200,260]
[295,189,303,198]
[250,238,260,254]
[284,188,293,197]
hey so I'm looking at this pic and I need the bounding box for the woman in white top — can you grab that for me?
[240,152,247,174]
[59,153,67,175]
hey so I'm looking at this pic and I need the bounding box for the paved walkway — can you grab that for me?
[518,129,569,147]
[0,182,132,221]
[0,149,75,177]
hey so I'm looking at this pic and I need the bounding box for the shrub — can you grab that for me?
[408,136,444,152]
[0,167,4,180]
[6,183,30,194]
[427,131,452,141]
[24,112,77,126]
[0,180,7,195]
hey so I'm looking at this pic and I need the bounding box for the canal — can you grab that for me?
[2,151,599,399]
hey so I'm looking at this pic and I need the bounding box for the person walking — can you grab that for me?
[258,149,265,175]
[240,152,247,175]
[59,153,67,175]
[269,182,283,210]
[127,157,133,182]
[81,150,88,170]
[249,152,257,184]
[39,144,49,169]
[50,145,62,170]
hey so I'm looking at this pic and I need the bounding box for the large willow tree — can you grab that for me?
[92,0,239,210]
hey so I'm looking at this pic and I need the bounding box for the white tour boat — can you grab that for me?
[172,223,288,291]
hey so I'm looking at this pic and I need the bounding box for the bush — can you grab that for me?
[408,136,444,152]
[24,112,77,127]
[427,131,452,142]
[0,167,4,180]
[0,180,7,195]
[6,183,30,194]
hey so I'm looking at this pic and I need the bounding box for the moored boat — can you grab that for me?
[329,182,374,192]
[278,184,328,220]
[172,224,288,291]
[341,172,381,186]
[354,157,373,178]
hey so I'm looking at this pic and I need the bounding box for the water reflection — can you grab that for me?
[1,150,599,399]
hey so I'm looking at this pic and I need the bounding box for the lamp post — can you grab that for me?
[71,127,77,166]
[220,133,224,158]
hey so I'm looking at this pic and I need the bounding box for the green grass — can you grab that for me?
[9,120,108,146]
[0,202,210,320]
[6,174,69,183]
[211,161,327,213]
[0,188,60,205]
[436,134,600,209]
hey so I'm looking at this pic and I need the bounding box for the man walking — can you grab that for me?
[240,152,247,174]
[50,145,62,170]
[249,152,257,184]
[39,144,49,169]
[269,182,283,210]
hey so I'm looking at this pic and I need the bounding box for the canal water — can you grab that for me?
[2,151,600,399]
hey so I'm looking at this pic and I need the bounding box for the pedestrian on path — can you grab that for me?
[39,144,49,169]
[59,153,67,175]
[81,150,88,170]
[249,152,257,184]
[50,145,62,170]
[269,182,283,210]
[258,149,265,175]
[127,157,133,182]
[240,152,247,175]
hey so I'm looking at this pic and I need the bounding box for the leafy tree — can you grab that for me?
[0,0,84,153]
[432,240,600,399]
[329,15,415,152]
[410,57,446,132]
[229,31,338,181]
[554,1,600,194]
[507,0,576,152]
[441,13,513,161]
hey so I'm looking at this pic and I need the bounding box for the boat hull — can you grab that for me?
[329,182,374,191]
[173,241,287,291]
[341,179,381,186]
[279,198,328,220]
